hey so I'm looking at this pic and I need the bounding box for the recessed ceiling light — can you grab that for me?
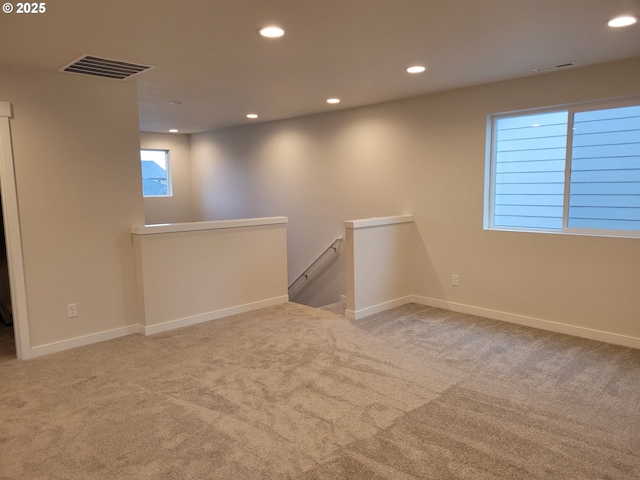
[607,15,638,27]
[246,113,258,119]
[258,26,285,38]
[326,98,340,104]
[406,65,426,74]
[168,100,186,105]
[169,129,179,133]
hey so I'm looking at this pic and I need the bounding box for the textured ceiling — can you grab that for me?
[1,0,639,133]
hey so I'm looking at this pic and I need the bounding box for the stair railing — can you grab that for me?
[288,237,342,290]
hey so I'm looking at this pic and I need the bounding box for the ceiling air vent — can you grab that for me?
[60,55,154,80]
[533,62,579,73]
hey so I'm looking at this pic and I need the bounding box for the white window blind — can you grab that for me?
[493,111,568,229]
[568,105,640,231]
[486,98,640,237]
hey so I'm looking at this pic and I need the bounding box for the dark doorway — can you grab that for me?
[0,194,15,361]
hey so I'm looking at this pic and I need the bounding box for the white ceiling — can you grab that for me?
[1,0,639,133]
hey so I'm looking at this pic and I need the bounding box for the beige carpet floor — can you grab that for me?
[318,301,346,316]
[0,302,638,479]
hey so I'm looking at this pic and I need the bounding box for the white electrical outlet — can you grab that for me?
[452,274,459,287]
[68,303,78,318]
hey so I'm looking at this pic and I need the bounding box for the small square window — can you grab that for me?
[140,149,172,197]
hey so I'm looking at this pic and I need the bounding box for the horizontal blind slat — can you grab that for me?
[571,156,640,171]
[496,148,566,162]
[573,105,640,122]
[495,205,564,217]
[496,160,566,173]
[572,130,640,147]
[569,182,640,195]
[495,183,565,195]
[571,170,640,183]
[573,116,640,134]
[496,172,565,184]
[570,195,640,208]
[496,111,568,130]
[497,136,567,152]
[495,194,564,206]
[569,206,640,221]
[568,218,640,231]
[572,143,640,158]
[496,124,568,141]
[494,216,563,229]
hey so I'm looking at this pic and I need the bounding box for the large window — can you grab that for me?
[140,149,172,197]
[485,99,640,237]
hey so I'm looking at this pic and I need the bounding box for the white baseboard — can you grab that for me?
[29,296,290,358]
[345,296,412,321]
[30,324,143,359]
[412,295,640,350]
[143,295,290,336]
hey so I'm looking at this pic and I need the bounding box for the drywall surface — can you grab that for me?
[191,106,414,307]
[344,216,413,320]
[191,56,640,340]
[132,218,288,331]
[407,57,640,340]
[140,132,194,224]
[0,67,145,350]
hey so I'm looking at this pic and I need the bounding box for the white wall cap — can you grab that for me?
[132,216,288,235]
[0,102,12,118]
[343,214,414,229]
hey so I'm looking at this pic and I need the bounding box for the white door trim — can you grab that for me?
[0,102,31,359]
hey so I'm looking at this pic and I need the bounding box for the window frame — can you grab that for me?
[484,96,640,239]
[140,148,173,198]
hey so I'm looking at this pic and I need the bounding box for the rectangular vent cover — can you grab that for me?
[60,55,154,80]
[533,61,579,73]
